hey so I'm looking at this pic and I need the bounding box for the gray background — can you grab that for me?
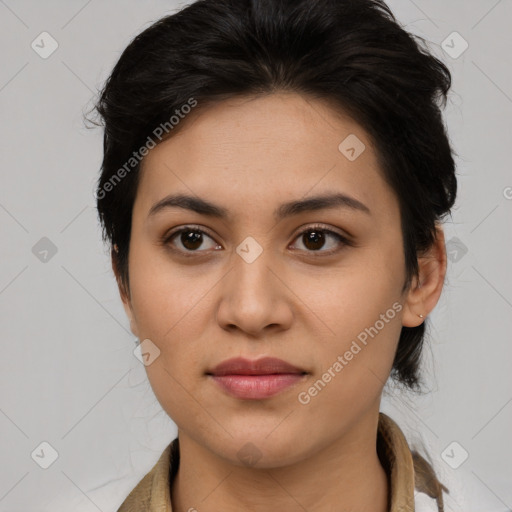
[0,1,511,511]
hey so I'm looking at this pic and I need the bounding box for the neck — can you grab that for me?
[171,410,389,512]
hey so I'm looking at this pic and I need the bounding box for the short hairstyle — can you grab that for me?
[92,0,457,392]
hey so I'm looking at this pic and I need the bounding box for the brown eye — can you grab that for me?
[290,225,350,255]
[164,226,221,254]
[163,224,350,258]
[180,230,204,250]
[302,230,326,251]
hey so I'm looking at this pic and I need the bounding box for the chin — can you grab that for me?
[208,430,306,469]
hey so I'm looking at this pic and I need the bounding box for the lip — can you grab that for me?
[208,356,306,376]
[207,357,308,400]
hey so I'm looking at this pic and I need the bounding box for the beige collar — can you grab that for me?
[117,412,444,511]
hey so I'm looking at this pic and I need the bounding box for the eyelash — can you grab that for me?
[162,223,352,258]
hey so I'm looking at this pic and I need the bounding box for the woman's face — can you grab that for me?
[120,92,425,466]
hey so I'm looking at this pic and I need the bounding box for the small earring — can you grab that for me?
[417,313,424,318]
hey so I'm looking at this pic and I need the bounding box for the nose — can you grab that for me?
[215,249,294,337]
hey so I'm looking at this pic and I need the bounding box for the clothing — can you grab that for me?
[116,412,446,511]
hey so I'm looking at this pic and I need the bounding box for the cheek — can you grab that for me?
[127,243,217,400]
[127,225,405,417]
[128,239,210,338]
[295,277,404,426]
[128,252,214,423]
[303,243,404,334]
[298,245,405,386]
[314,282,402,381]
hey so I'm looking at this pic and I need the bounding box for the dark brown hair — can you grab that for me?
[92,0,457,394]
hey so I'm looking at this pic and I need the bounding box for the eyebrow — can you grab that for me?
[147,192,371,221]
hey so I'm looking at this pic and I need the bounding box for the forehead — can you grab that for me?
[135,92,397,222]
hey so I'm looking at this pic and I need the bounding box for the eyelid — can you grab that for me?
[164,224,217,241]
[163,223,352,255]
[288,223,352,255]
[163,224,221,256]
[290,222,352,242]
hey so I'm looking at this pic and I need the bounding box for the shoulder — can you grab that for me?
[116,441,176,512]
[411,449,449,512]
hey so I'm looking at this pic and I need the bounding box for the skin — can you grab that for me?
[115,92,447,512]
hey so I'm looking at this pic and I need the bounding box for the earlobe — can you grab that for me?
[402,225,447,327]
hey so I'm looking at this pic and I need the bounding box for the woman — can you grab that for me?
[92,0,457,510]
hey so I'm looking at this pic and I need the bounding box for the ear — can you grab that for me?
[111,247,140,339]
[402,224,447,328]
